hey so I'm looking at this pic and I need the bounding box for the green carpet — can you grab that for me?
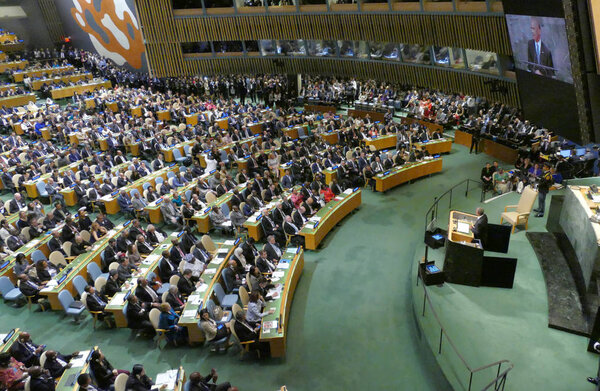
[0,143,594,390]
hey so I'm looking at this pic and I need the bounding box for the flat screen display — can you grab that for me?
[505,15,573,84]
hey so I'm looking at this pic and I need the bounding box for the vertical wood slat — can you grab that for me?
[38,0,65,43]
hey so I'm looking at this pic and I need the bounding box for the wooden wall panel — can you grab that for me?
[38,0,65,43]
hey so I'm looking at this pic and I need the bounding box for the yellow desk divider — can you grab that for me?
[178,238,240,343]
[320,130,340,145]
[299,188,362,250]
[374,157,443,192]
[0,328,20,353]
[259,247,304,357]
[105,234,176,327]
[40,222,130,310]
[55,348,96,391]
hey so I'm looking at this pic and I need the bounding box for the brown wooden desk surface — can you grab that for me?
[0,94,35,108]
[347,108,385,122]
[51,80,112,99]
[363,134,396,151]
[374,158,443,192]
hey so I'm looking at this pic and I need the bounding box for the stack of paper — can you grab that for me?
[204,268,216,275]
[111,292,126,306]
[277,262,290,270]
[272,271,285,278]
[70,350,91,368]
[188,295,202,304]
[263,320,278,330]
[155,369,178,390]
[223,240,236,246]
[182,309,197,318]
[217,248,229,254]
[343,189,353,195]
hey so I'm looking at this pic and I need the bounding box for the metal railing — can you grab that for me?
[424,178,483,232]
[418,179,514,391]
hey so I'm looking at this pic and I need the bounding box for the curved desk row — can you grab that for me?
[374,158,443,192]
[40,222,130,310]
[106,235,176,327]
[178,239,240,343]
[0,328,19,353]
[260,247,304,357]
[299,188,362,250]
[31,73,92,90]
[0,93,36,108]
[50,80,112,100]
[13,65,72,82]
[0,60,27,73]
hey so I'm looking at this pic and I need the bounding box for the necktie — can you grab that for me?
[536,42,540,64]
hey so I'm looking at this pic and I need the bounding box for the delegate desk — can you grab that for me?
[105,236,175,327]
[299,188,362,250]
[0,93,36,108]
[347,109,385,122]
[0,329,19,353]
[178,239,239,343]
[320,130,339,145]
[40,223,129,310]
[55,349,94,391]
[0,60,27,73]
[13,65,74,82]
[400,116,444,133]
[101,165,179,215]
[374,158,443,192]
[415,138,452,155]
[259,247,304,357]
[363,134,396,151]
[31,73,92,90]
[191,181,247,233]
[454,129,472,147]
[304,104,336,113]
[51,80,112,100]
[0,233,53,283]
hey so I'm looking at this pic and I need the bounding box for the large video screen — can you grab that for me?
[505,15,573,84]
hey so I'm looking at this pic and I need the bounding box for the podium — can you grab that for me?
[443,210,517,288]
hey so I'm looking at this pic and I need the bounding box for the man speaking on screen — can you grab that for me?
[527,17,555,77]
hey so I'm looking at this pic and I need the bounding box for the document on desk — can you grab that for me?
[343,189,353,195]
[155,369,177,390]
[111,292,126,306]
[223,240,236,246]
[204,268,216,275]
[25,239,39,248]
[212,257,225,265]
[263,320,278,330]
[182,309,197,318]
[277,262,290,270]
[188,294,202,304]
[70,350,90,368]
[217,247,229,254]
[272,271,285,278]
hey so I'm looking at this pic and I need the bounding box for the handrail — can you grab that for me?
[424,178,483,232]
[418,179,514,391]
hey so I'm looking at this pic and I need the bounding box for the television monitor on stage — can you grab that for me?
[502,0,581,143]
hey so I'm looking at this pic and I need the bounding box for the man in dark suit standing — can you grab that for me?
[527,17,555,77]
[471,207,488,248]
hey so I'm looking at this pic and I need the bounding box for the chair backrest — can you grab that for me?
[178,260,186,274]
[87,262,101,281]
[149,308,161,329]
[12,174,22,188]
[111,177,119,187]
[185,190,192,202]
[24,377,30,391]
[232,303,243,320]
[130,188,141,199]
[205,192,217,204]
[239,285,249,306]
[168,177,175,187]
[31,249,47,264]
[62,241,73,256]
[79,230,91,242]
[221,269,233,293]
[161,291,169,303]
[114,373,129,391]
[94,276,107,292]
[184,145,192,157]
[206,299,216,319]
[298,127,306,137]
[220,149,228,162]
[57,290,74,311]
[516,186,538,214]
[201,235,217,254]
[246,273,252,291]
[49,251,66,267]
[155,177,164,185]
[183,380,191,391]
[221,203,230,217]
[167,171,176,179]
[124,170,133,180]
[36,181,47,196]
[239,202,246,214]
[73,275,88,296]
[229,319,240,342]
[0,276,15,296]
[81,292,89,309]
[213,282,225,303]
[173,149,183,160]
[39,351,47,368]
[20,227,31,242]
[345,150,353,160]
[108,262,119,271]
[169,274,180,286]
[143,182,151,190]
[156,183,163,194]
